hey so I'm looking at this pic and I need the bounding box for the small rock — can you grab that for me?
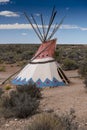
[85,123,87,125]
[44,108,54,113]
[5,124,9,127]
[14,119,18,121]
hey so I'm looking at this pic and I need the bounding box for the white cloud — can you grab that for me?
[22,33,27,36]
[0,23,45,29]
[0,11,19,17]
[0,0,10,3]
[61,24,79,29]
[0,0,9,5]
[61,24,87,31]
[0,23,31,29]
[34,13,40,16]
[0,23,87,31]
[80,27,87,31]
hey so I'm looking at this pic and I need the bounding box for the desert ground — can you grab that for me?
[0,64,87,130]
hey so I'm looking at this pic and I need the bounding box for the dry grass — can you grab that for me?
[0,66,6,72]
[26,113,65,130]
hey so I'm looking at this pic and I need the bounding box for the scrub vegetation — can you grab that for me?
[0,44,87,129]
[0,84,41,118]
[0,44,87,67]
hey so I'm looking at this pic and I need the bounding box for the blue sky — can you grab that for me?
[0,0,87,44]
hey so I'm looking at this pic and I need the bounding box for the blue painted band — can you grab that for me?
[12,77,65,87]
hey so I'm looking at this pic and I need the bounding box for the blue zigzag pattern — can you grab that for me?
[12,77,65,87]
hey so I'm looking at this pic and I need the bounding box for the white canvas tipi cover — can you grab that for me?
[12,39,69,87]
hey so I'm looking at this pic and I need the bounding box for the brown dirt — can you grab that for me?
[41,71,87,126]
[0,64,20,85]
[0,65,87,130]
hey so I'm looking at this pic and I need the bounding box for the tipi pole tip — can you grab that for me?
[24,12,43,42]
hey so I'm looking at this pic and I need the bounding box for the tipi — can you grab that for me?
[12,7,70,87]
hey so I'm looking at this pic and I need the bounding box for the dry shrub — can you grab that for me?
[78,60,87,77]
[4,84,12,90]
[0,87,3,97]
[59,108,78,130]
[16,84,42,99]
[62,58,78,70]
[78,59,87,91]
[26,109,78,130]
[84,76,87,90]
[0,66,6,72]
[0,84,41,118]
[26,113,64,130]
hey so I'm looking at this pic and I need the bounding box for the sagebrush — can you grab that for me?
[0,84,41,118]
[16,83,42,99]
[26,113,64,130]
[26,109,78,130]
[62,58,78,70]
